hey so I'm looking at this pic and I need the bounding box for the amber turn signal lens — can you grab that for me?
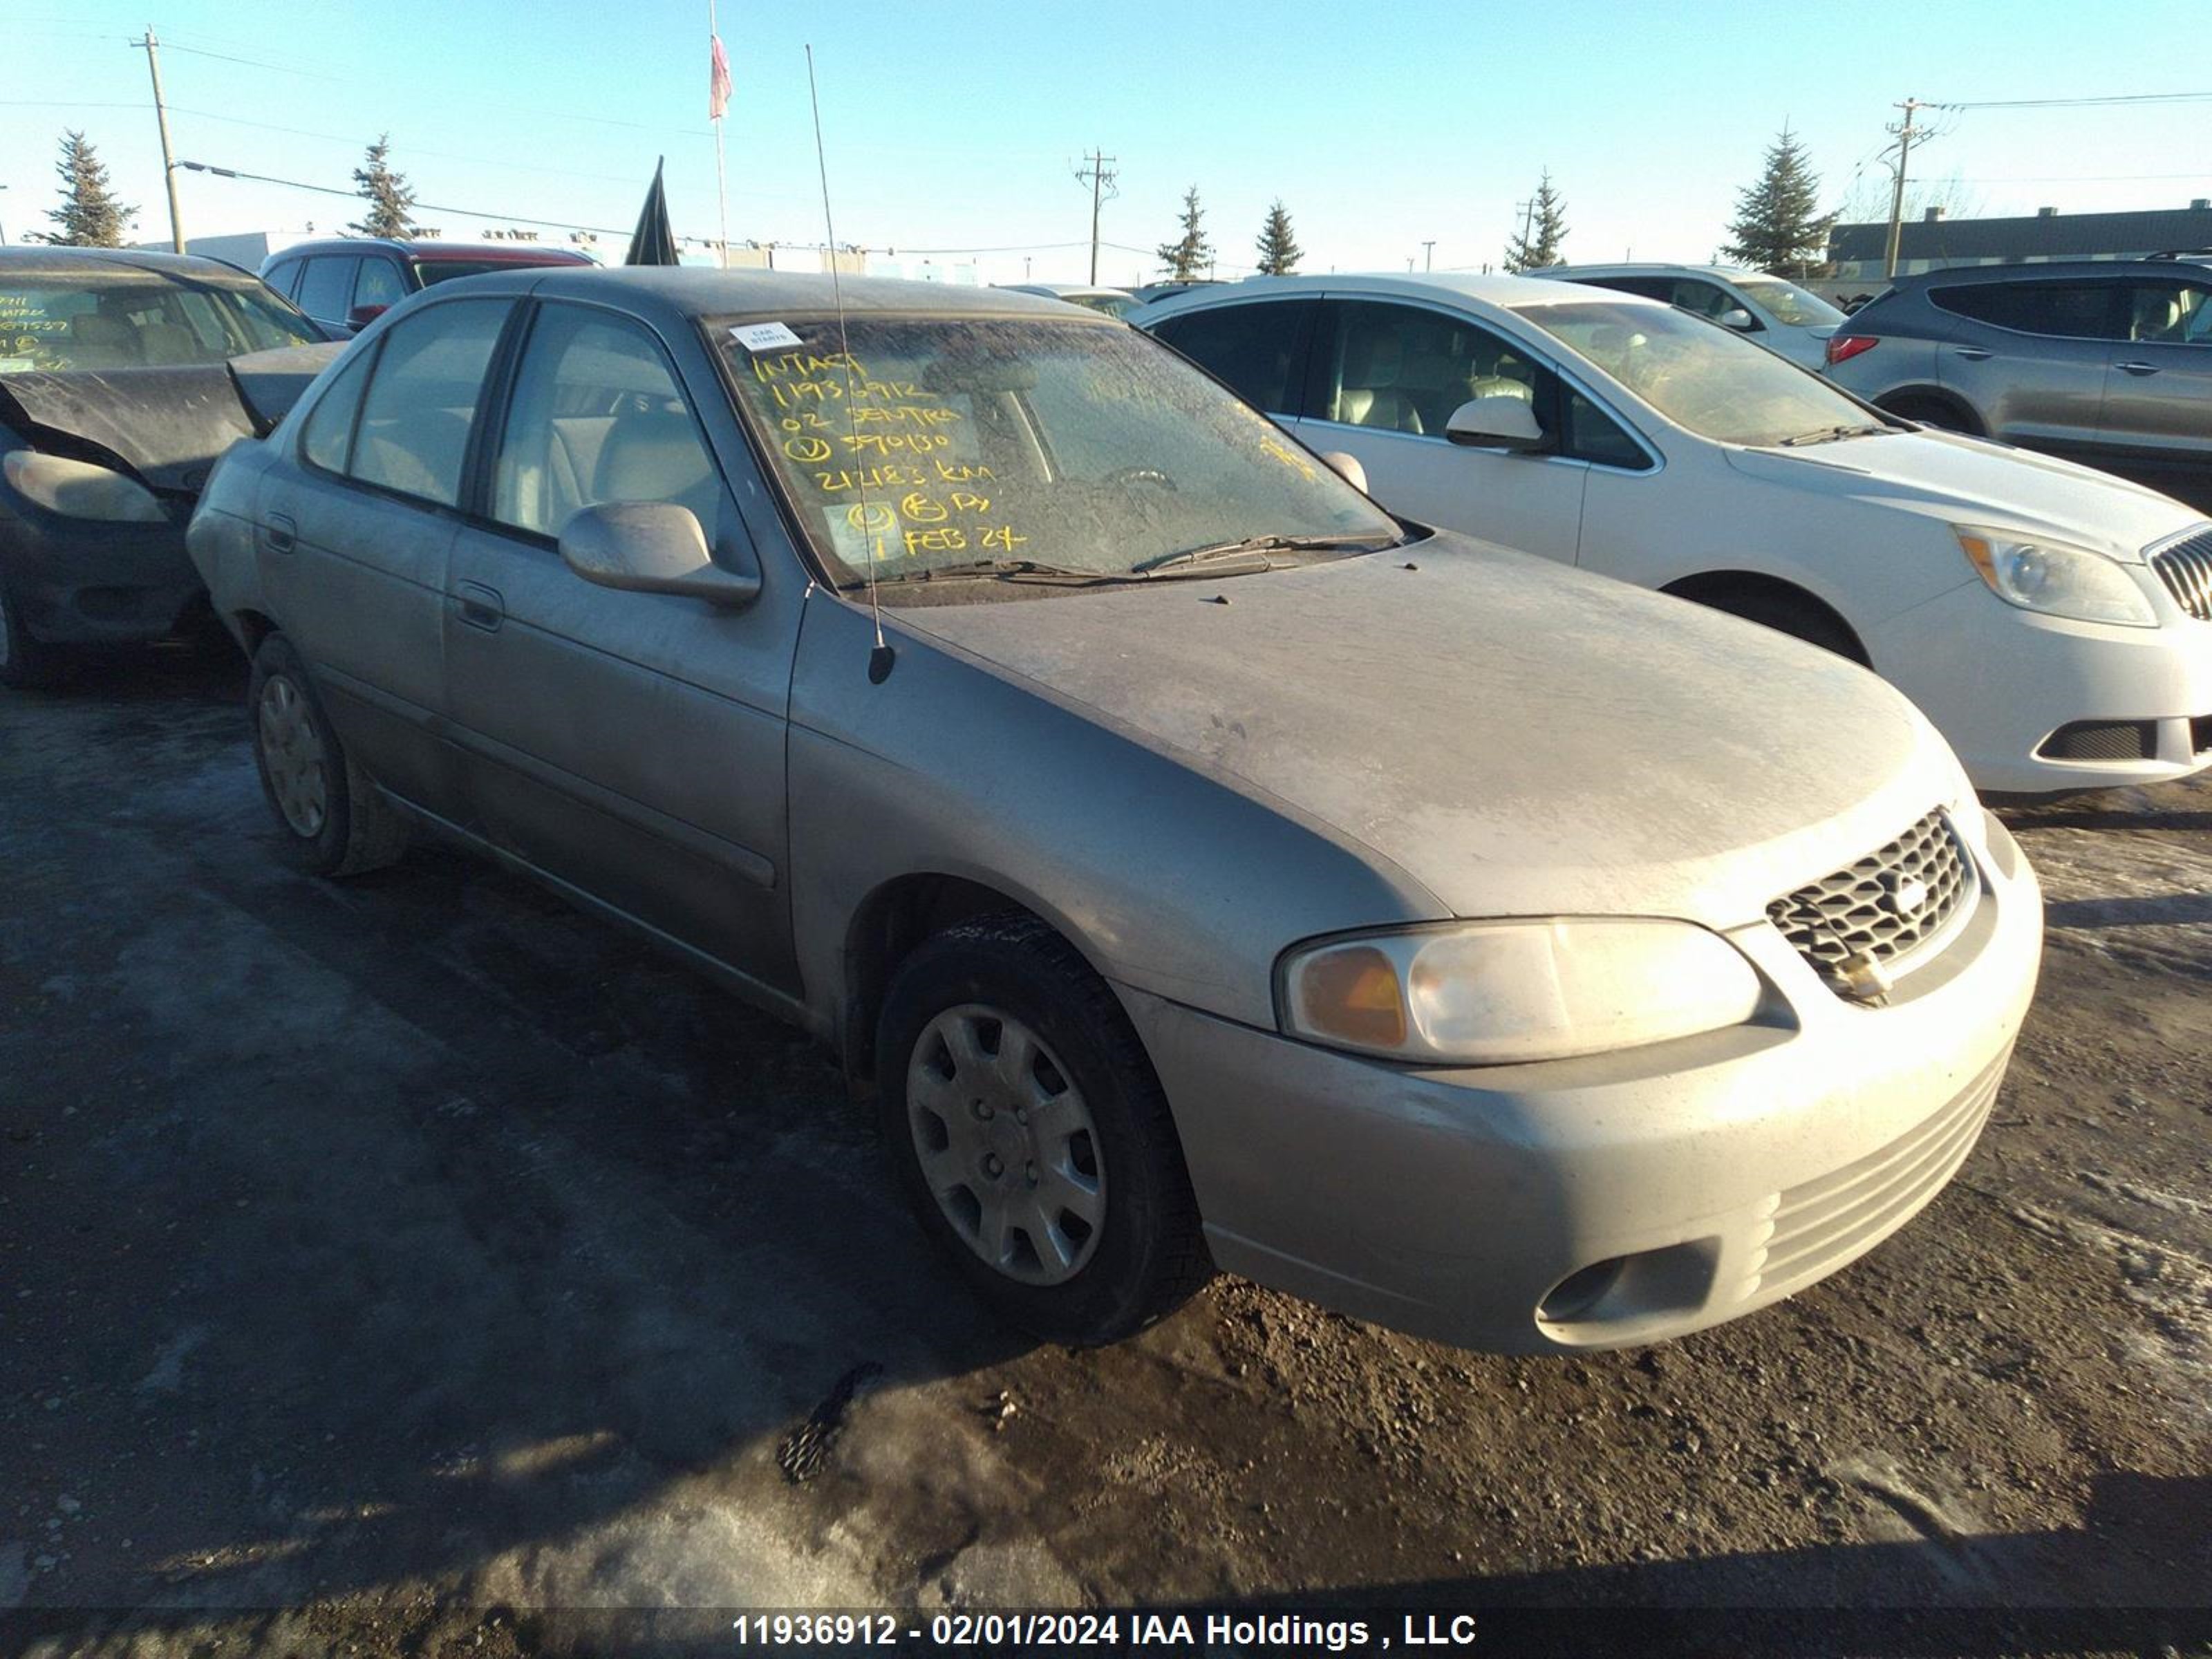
[1292,944,1407,1048]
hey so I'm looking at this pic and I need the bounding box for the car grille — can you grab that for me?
[2149,527,2212,621]
[1767,808,1975,995]
[1742,1045,2009,1301]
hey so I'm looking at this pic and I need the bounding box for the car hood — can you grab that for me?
[894,537,1965,928]
[1723,429,2202,560]
[0,364,254,496]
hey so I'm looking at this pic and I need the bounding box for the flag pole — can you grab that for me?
[710,0,729,268]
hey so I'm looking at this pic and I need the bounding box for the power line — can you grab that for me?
[1929,91,2212,109]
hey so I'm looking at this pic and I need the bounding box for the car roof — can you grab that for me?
[272,238,595,264]
[421,265,1116,324]
[0,245,266,283]
[1895,256,2212,290]
[1004,283,1133,299]
[1529,262,1765,280]
[1132,270,1666,319]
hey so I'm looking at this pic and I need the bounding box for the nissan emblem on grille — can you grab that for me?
[1767,808,1976,1000]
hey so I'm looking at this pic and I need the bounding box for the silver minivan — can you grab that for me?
[187,270,2042,1354]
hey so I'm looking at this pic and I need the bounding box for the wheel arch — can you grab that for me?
[839,872,1056,1098]
[1873,384,1985,435]
[1660,569,1872,666]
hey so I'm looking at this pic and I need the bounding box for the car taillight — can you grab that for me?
[1826,334,1878,367]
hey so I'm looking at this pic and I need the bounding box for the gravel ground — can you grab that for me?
[1,646,2206,1657]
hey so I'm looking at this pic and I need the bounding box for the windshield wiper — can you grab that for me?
[872,558,1103,584]
[1132,532,1393,576]
[1776,422,1895,447]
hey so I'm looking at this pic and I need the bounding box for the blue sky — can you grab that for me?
[5,0,2207,285]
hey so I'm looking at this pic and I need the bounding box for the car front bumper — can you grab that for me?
[1121,814,2043,1354]
[1871,581,2212,795]
[0,499,204,647]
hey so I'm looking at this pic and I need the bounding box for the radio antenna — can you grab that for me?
[805,43,892,682]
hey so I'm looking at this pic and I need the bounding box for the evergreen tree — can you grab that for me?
[1721,126,1834,276]
[349,134,418,239]
[1156,186,1212,281]
[37,131,135,248]
[1502,169,1568,272]
[1253,199,1302,276]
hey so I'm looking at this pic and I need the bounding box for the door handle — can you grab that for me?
[261,513,297,553]
[453,581,504,632]
[2116,360,2160,376]
[1951,347,1992,362]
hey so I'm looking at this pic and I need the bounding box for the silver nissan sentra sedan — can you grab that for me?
[186,270,2043,1353]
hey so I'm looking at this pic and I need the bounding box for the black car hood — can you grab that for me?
[0,364,255,496]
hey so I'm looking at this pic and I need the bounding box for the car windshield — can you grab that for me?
[0,270,320,373]
[1734,275,1847,328]
[1515,299,1881,447]
[717,312,1399,587]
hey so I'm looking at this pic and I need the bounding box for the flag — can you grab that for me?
[709,35,731,121]
[625,158,681,266]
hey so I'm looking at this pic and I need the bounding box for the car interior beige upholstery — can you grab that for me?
[1334,330,1425,433]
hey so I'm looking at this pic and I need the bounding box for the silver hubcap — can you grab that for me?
[257,675,329,838]
[907,1004,1105,1286]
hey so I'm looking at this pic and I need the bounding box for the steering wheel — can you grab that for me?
[1105,465,1179,491]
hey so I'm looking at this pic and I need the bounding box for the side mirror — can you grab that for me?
[559,502,761,606]
[345,303,389,331]
[1715,307,1758,332]
[1444,395,1547,452]
[1319,450,1368,494]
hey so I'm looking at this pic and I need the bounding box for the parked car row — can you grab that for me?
[3,253,2198,1362]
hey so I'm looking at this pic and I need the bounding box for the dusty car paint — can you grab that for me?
[187,270,2043,1352]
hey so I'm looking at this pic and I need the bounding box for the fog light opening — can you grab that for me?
[1539,1258,1627,1324]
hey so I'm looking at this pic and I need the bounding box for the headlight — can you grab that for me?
[1277,918,1763,1065]
[1953,526,2155,628]
[2,450,167,523]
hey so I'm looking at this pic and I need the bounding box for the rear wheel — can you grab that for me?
[247,633,409,877]
[876,914,1210,1345]
[0,579,63,690]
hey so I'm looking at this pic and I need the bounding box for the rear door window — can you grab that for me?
[1148,299,1316,415]
[347,299,511,507]
[294,256,359,324]
[1932,281,2126,339]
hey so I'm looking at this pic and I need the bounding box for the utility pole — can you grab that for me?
[1422,238,1436,272]
[1072,149,1118,285]
[132,26,187,252]
[1882,97,1924,281]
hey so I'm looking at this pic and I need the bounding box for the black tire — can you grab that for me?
[875,913,1210,1345]
[1698,585,1867,666]
[247,633,409,877]
[0,578,64,690]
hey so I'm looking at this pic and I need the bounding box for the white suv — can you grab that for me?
[1530,263,1846,371]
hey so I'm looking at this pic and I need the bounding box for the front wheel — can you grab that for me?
[0,580,63,690]
[876,914,1210,1345]
[247,633,409,877]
